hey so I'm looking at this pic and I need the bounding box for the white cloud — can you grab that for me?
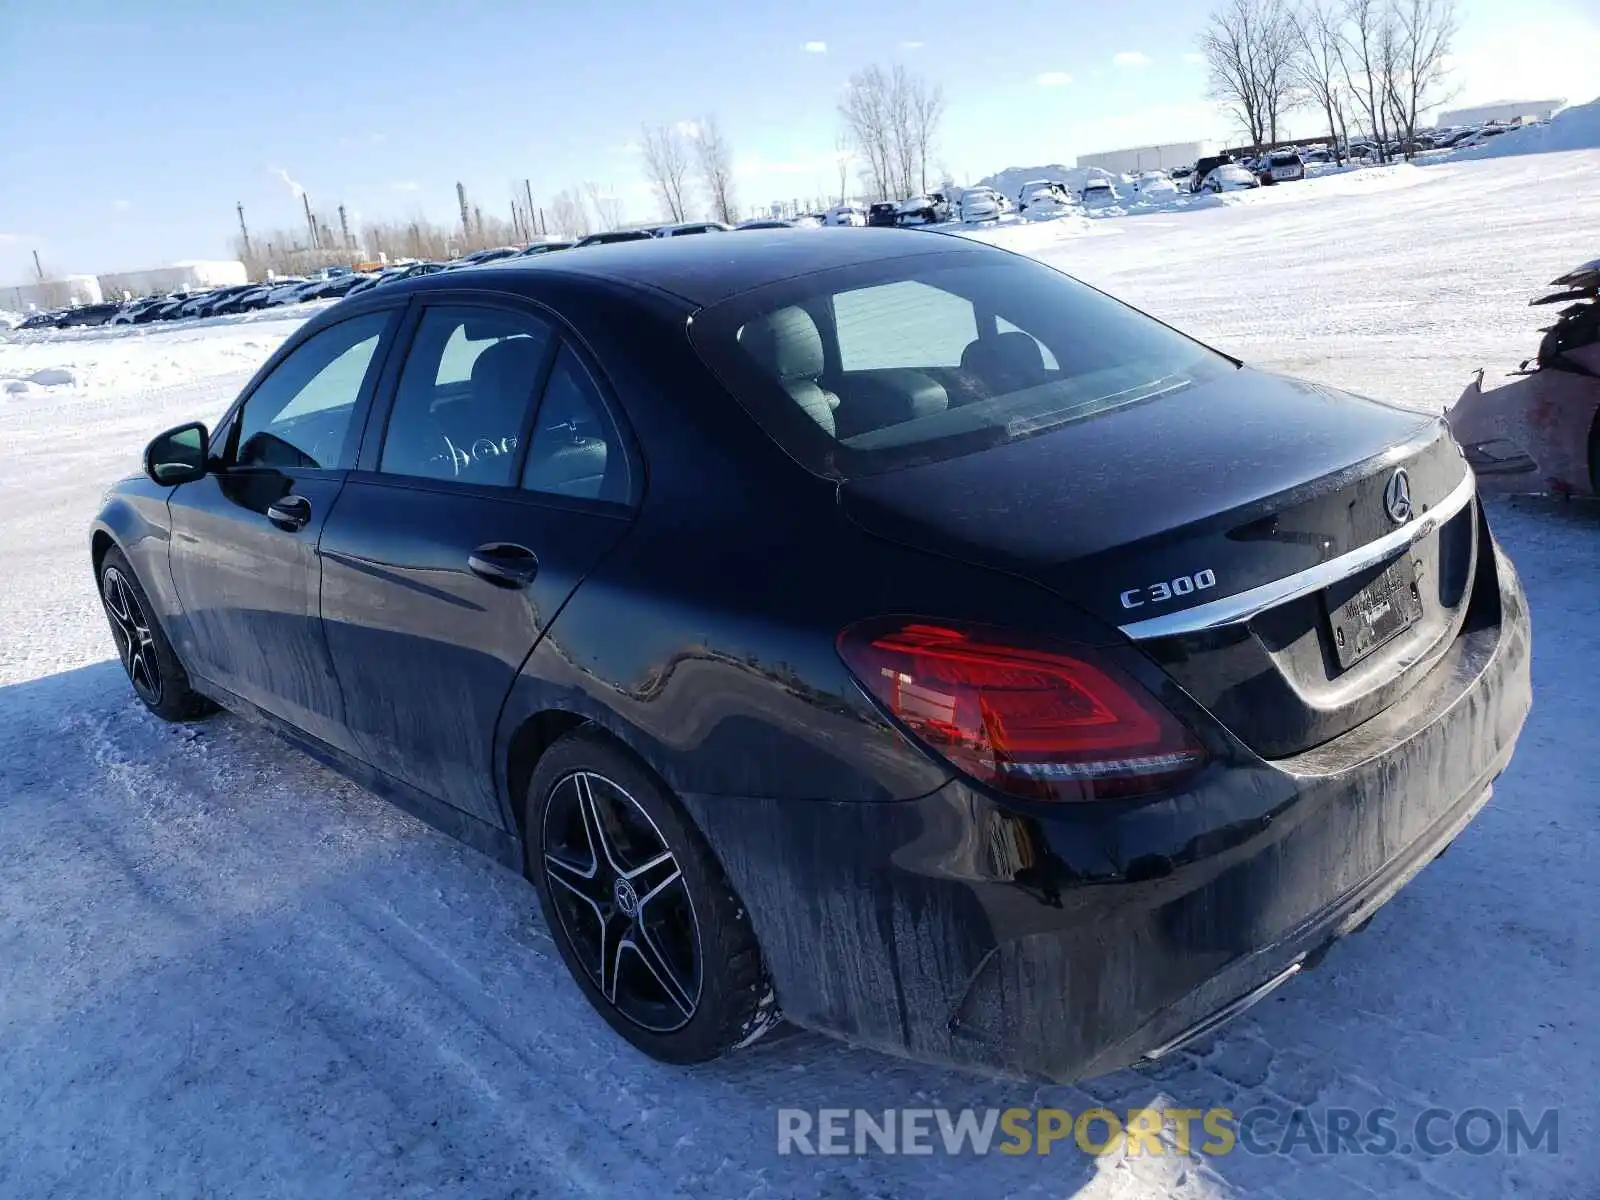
[111,199,131,211]
[1036,71,1074,87]
[1182,51,1205,64]
[1113,51,1153,67]
[391,181,419,192]
[675,119,703,139]
[269,166,306,199]
[803,40,827,53]
[901,40,925,49]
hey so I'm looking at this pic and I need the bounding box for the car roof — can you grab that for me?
[386,227,991,307]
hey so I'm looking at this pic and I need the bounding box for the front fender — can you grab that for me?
[1443,370,1542,493]
[91,477,184,636]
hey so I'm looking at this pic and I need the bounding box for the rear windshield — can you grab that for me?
[690,250,1234,478]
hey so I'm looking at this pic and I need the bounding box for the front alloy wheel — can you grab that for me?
[102,564,162,706]
[541,770,701,1032]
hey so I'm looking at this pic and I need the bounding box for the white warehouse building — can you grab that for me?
[1,275,103,312]
[1076,140,1216,175]
[97,260,248,300]
[1439,99,1565,128]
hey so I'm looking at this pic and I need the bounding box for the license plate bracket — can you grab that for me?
[1324,555,1424,670]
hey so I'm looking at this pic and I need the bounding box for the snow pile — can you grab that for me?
[1469,95,1600,158]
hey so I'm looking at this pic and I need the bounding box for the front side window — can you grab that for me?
[692,251,1233,477]
[233,311,391,470]
[379,306,554,485]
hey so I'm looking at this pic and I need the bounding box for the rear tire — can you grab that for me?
[525,729,778,1064]
[98,547,216,722]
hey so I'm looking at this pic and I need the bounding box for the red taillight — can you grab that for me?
[837,619,1207,801]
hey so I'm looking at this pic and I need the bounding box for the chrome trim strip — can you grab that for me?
[1118,469,1477,642]
[1142,956,1306,1061]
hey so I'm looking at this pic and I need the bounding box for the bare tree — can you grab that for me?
[1292,0,1352,162]
[583,182,623,231]
[1385,0,1459,155]
[833,132,852,205]
[640,123,693,222]
[690,116,738,224]
[549,190,591,238]
[840,66,895,198]
[1203,0,1302,149]
[908,76,945,195]
[839,64,945,199]
[1334,0,1395,159]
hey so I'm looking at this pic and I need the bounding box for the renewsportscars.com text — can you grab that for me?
[776,1106,1559,1158]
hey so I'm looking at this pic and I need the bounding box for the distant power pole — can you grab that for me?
[523,179,536,237]
[237,203,252,259]
[338,204,352,251]
[457,182,471,238]
[302,192,319,250]
[32,249,44,280]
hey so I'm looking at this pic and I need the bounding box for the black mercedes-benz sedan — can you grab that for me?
[91,229,1531,1081]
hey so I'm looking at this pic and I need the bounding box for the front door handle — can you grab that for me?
[266,494,312,531]
[468,542,539,588]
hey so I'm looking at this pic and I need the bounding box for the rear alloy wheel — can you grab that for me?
[527,730,777,1063]
[98,547,215,722]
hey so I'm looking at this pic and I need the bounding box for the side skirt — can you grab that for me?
[189,676,524,871]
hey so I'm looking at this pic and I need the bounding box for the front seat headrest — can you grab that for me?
[469,336,547,414]
[739,306,827,382]
[959,331,1048,391]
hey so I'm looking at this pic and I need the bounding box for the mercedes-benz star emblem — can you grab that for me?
[1384,468,1413,524]
[613,877,640,917]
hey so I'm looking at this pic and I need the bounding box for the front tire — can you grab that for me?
[526,729,777,1064]
[98,547,215,722]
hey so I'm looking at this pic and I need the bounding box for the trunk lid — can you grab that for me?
[839,369,1479,758]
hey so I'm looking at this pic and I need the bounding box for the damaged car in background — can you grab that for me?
[94,231,1531,1083]
[1448,256,1600,496]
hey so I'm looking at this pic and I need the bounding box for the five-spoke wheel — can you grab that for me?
[102,564,162,706]
[541,770,701,1032]
[97,547,215,722]
[527,730,777,1063]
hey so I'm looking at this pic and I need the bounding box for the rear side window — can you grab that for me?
[691,252,1232,478]
[520,346,630,503]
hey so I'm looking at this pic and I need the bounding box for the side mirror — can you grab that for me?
[144,421,209,486]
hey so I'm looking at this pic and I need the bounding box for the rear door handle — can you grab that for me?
[266,494,312,531]
[468,542,539,588]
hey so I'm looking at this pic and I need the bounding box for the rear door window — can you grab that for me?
[378,306,554,485]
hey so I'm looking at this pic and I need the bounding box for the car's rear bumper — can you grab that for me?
[681,522,1532,1082]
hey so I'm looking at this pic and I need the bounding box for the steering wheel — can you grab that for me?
[434,432,519,477]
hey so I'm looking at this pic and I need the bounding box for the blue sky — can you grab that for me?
[1,0,1596,279]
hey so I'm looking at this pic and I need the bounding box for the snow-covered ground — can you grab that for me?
[3,151,1599,1199]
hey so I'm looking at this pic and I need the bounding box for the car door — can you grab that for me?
[165,307,402,748]
[318,297,639,830]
